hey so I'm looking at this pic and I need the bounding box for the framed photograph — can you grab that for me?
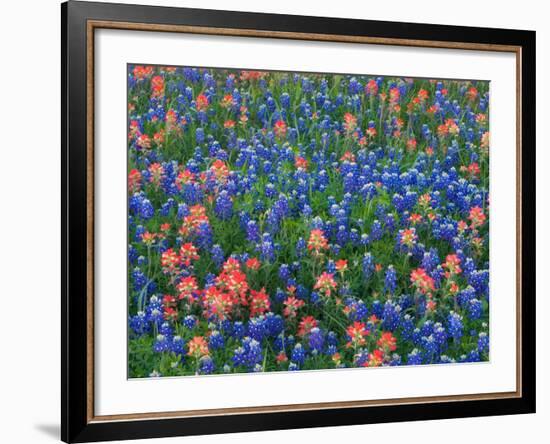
[62,1,536,442]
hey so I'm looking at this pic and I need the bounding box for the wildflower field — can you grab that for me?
[127,65,490,378]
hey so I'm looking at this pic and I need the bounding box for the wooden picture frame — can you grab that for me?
[62,1,536,442]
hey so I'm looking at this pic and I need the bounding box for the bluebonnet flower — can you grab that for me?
[198,356,215,374]
[260,233,276,263]
[265,313,284,337]
[210,244,225,268]
[336,225,348,246]
[232,321,246,339]
[247,316,266,341]
[354,349,370,367]
[295,237,306,258]
[447,312,464,341]
[171,336,186,355]
[246,220,260,243]
[134,225,145,242]
[129,311,149,336]
[309,291,321,305]
[232,337,263,370]
[146,296,163,326]
[432,323,448,350]
[208,331,225,350]
[370,220,383,241]
[467,298,483,320]
[214,190,233,220]
[132,268,148,293]
[371,299,384,319]
[182,315,197,329]
[384,266,397,295]
[344,298,369,321]
[153,334,171,353]
[139,198,155,219]
[362,253,374,281]
[477,332,489,354]
[195,222,213,249]
[381,300,401,331]
[278,264,291,282]
[421,335,439,362]
[159,321,174,337]
[461,350,481,362]
[326,331,338,346]
[291,343,306,367]
[308,328,325,353]
[407,349,423,365]
[420,320,435,337]
[468,269,490,296]
[421,248,440,272]
[399,314,415,341]
[457,286,476,308]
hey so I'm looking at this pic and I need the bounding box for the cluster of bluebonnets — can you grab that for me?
[127,65,490,377]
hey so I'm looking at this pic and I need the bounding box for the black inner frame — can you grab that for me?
[62,1,536,442]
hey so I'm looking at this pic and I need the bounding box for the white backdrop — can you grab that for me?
[0,0,546,443]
